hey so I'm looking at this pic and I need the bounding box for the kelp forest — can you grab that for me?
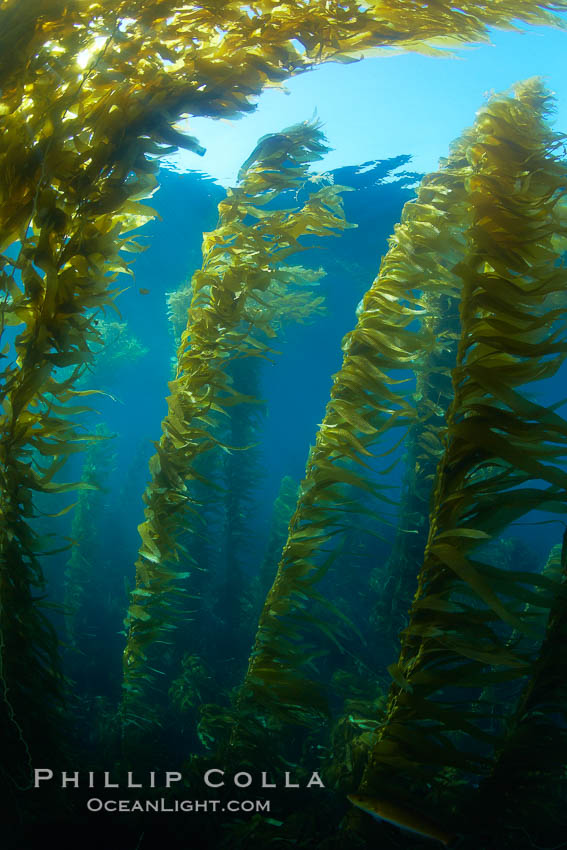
[2,1,567,849]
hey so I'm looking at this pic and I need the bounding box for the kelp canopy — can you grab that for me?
[2,0,567,844]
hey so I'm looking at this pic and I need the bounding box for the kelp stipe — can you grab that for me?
[121,120,351,731]
[350,81,567,835]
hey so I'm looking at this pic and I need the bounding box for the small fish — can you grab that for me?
[347,793,457,847]
[139,287,150,295]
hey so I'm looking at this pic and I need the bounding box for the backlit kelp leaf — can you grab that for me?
[127,604,153,622]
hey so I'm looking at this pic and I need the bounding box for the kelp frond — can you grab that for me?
[355,79,567,805]
[121,120,351,723]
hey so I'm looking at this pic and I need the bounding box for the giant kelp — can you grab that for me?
[236,119,473,729]
[167,263,325,668]
[121,120,351,724]
[167,265,326,348]
[257,475,300,601]
[2,0,567,831]
[353,80,567,826]
[0,3,160,784]
[4,0,567,616]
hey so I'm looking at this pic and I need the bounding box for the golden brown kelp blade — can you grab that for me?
[3,1,567,153]
[0,85,156,796]
[121,120,351,727]
[167,264,325,348]
[354,80,567,820]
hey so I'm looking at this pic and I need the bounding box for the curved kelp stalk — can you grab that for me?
[352,81,567,824]
[2,0,567,103]
[3,0,567,246]
[0,5,178,793]
[121,120,351,726]
[235,126,479,732]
